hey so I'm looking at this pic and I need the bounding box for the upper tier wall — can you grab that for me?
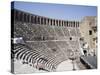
[12,9,80,27]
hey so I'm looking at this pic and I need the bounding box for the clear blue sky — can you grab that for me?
[12,1,97,21]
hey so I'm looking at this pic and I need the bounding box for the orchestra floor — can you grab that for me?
[13,59,80,74]
[56,59,79,71]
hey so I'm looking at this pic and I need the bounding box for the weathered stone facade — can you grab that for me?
[79,16,97,56]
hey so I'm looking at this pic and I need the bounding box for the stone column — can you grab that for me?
[50,19,52,25]
[65,21,67,26]
[60,20,61,26]
[17,11,20,21]
[27,14,29,23]
[14,10,16,21]
[29,15,31,23]
[63,21,64,26]
[53,19,55,26]
[57,20,59,26]
[54,19,56,26]
[70,21,72,27]
[59,20,60,26]
[66,21,68,27]
[47,18,49,25]
[53,19,54,25]
[62,20,63,26]
[52,19,53,25]
[29,15,30,23]
[24,13,26,22]
[35,16,37,24]
[78,22,80,27]
[69,21,71,27]
[33,16,35,24]
[26,14,28,23]
[31,16,33,23]
[63,21,65,26]
[67,21,69,27]
[75,21,77,27]
[46,18,47,25]
[22,12,24,22]
[44,18,46,25]
[36,16,38,24]
[55,20,57,26]
[39,17,41,25]
[42,17,44,25]
[73,21,74,27]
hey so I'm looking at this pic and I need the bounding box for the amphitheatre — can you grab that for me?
[11,9,97,73]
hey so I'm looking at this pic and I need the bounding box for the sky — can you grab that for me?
[11,1,97,21]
